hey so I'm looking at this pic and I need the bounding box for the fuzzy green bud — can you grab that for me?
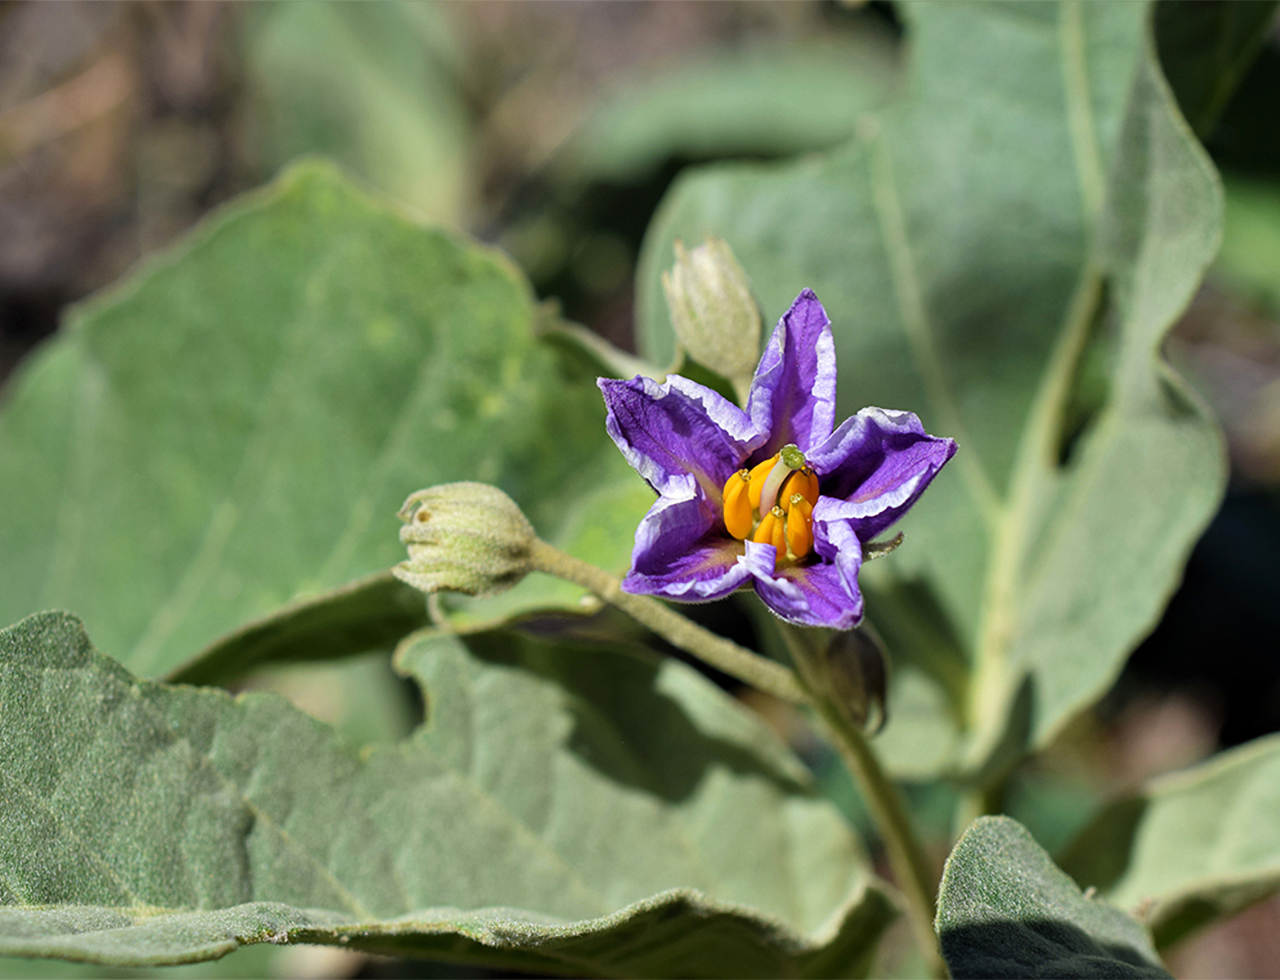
[394,483,535,597]
[662,238,761,395]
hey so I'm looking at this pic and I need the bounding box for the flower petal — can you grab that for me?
[599,375,761,497]
[747,289,838,457]
[808,407,957,542]
[743,539,864,629]
[812,509,865,605]
[622,478,751,601]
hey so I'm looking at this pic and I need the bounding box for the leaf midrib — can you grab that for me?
[965,0,1113,744]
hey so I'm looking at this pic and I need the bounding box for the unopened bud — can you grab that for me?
[662,238,761,392]
[394,483,535,597]
[822,628,890,733]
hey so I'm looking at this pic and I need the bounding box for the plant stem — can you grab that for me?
[527,538,806,704]
[775,624,943,976]
[817,699,944,976]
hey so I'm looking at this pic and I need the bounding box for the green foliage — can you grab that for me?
[0,611,893,976]
[1216,177,1280,317]
[0,162,647,681]
[560,38,899,185]
[243,2,471,224]
[1,2,1275,973]
[169,572,426,686]
[1154,0,1279,137]
[937,816,1168,979]
[637,0,1228,777]
[1059,734,1280,950]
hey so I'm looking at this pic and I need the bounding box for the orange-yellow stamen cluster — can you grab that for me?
[721,446,819,569]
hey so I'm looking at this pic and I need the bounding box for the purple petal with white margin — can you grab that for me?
[812,509,864,606]
[742,539,864,629]
[600,375,762,498]
[747,289,838,457]
[624,487,751,600]
[808,407,957,542]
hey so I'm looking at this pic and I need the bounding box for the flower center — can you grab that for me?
[721,444,818,568]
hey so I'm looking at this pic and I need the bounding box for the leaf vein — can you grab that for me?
[0,767,144,909]
[866,133,1003,532]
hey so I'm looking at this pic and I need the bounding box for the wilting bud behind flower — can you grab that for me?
[394,482,535,598]
[662,238,761,395]
[788,626,890,733]
[821,628,889,733]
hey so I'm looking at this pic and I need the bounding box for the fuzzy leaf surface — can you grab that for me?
[936,816,1168,979]
[0,612,893,977]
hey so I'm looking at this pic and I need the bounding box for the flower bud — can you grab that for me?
[394,483,535,598]
[662,238,761,393]
[821,628,889,733]
[790,625,890,733]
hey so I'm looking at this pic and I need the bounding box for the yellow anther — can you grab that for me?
[779,467,819,512]
[721,469,754,540]
[786,494,814,560]
[752,505,788,569]
[746,454,779,510]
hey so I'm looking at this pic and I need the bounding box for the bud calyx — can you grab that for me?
[394,483,535,598]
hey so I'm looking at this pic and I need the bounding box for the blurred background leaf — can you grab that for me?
[242,2,471,227]
[1059,733,1280,951]
[554,36,898,188]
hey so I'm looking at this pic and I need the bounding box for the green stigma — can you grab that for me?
[779,444,806,470]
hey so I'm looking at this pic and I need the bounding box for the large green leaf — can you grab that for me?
[0,611,893,977]
[637,1,1227,776]
[1058,734,1280,950]
[244,2,471,224]
[936,816,1168,979]
[0,162,647,680]
[558,37,899,186]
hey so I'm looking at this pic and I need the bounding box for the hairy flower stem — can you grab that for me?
[528,538,806,704]
[818,700,944,975]
[778,626,944,977]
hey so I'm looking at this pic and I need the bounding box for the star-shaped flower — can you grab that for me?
[599,289,956,629]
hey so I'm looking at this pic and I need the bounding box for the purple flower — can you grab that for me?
[599,289,956,629]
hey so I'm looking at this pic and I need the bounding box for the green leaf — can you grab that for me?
[167,572,427,686]
[0,611,895,977]
[937,816,1169,979]
[1058,734,1280,950]
[0,944,285,979]
[559,38,899,185]
[636,1,1228,775]
[0,161,647,680]
[1154,0,1279,138]
[1215,177,1280,317]
[244,2,471,224]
